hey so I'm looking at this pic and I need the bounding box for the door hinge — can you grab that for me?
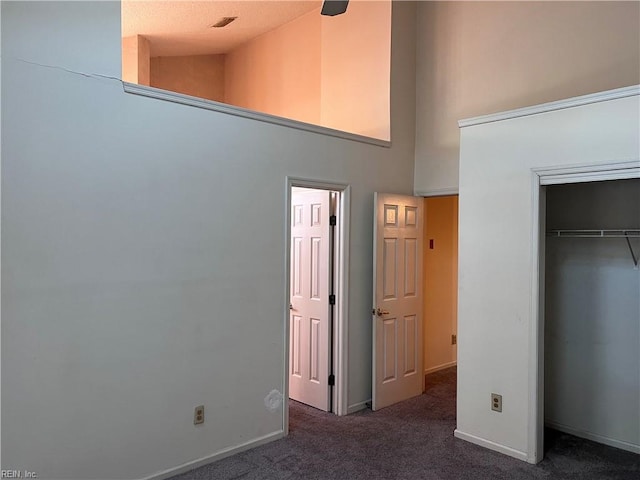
[330,215,337,226]
[329,294,336,305]
[328,374,335,386]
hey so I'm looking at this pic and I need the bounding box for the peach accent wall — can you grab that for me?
[224,9,322,125]
[124,3,392,138]
[423,195,458,373]
[224,1,391,138]
[320,0,391,140]
[150,55,225,102]
[122,35,150,85]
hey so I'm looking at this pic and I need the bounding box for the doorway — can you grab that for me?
[532,163,640,461]
[289,186,336,412]
[284,178,351,431]
[370,193,459,409]
[422,195,459,378]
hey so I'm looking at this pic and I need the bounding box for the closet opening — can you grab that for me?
[542,178,640,455]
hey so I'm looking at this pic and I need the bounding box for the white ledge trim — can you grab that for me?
[458,85,640,128]
[415,187,459,197]
[123,82,391,148]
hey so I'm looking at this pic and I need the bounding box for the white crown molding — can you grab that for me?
[123,83,392,148]
[458,85,640,128]
[533,160,640,185]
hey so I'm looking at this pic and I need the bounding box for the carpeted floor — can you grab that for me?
[171,367,639,479]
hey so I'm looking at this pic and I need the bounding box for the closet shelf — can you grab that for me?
[546,229,639,238]
[546,229,639,267]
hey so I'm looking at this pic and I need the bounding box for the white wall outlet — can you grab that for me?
[491,393,502,412]
[194,405,204,425]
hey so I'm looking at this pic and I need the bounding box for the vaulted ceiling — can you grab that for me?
[122,1,322,57]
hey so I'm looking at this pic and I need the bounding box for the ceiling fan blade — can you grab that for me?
[321,0,349,16]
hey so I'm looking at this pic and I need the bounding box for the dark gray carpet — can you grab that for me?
[171,367,639,479]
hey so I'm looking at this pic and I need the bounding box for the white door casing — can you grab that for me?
[289,188,331,411]
[372,193,424,410]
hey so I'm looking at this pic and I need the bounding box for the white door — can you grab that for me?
[372,193,424,410]
[289,188,331,411]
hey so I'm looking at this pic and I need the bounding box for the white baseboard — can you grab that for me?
[546,420,640,454]
[139,430,285,480]
[347,399,370,414]
[424,361,457,375]
[454,429,529,462]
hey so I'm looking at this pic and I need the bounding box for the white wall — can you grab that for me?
[456,91,640,461]
[414,1,640,195]
[544,179,640,452]
[0,1,416,479]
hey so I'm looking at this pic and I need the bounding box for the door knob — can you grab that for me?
[374,307,389,316]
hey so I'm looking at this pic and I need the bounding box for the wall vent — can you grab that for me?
[211,17,237,28]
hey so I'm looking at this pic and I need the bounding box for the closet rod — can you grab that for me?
[546,229,639,238]
[546,229,639,267]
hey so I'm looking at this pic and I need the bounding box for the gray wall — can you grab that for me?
[545,179,640,451]
[1,1,417,478]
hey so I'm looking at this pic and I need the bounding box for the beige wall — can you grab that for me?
[151,54,225,102]
[423,195,458,374]
[414,1,640,194]
[225,9,322,125]
[320,0,391,140]
[122,35,150,86]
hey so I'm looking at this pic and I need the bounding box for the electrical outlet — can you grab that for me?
[451,334,457,345]
[491,393,502,412]
[194,405,204,425]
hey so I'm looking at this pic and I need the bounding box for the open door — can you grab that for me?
[372,193,424,410]
[289,188,331,411]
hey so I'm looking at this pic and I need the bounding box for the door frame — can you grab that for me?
[283,177,351,433]
[529,160,640,463]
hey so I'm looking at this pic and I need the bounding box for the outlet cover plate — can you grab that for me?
[491,393,502,412]
[194,405,205,425]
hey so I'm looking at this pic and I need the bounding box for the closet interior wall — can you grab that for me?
[544,178,640,453]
